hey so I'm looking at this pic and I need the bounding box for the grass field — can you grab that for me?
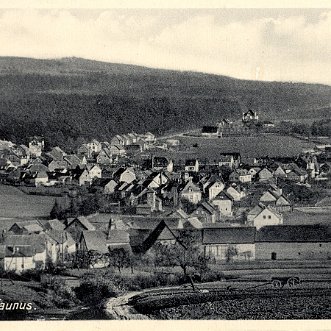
[156,134,315,160]
[0,184,56,219]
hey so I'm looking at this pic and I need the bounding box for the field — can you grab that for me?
[155,134,314,160]
[150,290,331,319]
[0,184,56,219]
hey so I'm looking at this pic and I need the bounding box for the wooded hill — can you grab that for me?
[0,56,330,149]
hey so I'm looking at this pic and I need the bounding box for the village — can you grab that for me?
[0,110,331,274]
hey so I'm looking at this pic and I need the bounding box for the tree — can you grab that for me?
[180,198,196,214]
[225,245,238,263]
[107,248,131,273]
[152,230,209,289]
[50,200,66,220]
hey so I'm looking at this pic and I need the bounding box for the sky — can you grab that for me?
[0,8,331,85]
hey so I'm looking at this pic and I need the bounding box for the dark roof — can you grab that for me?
[256,224,331,242]
[202,126,218,133]
[202,227,256,244]
[185,159,198,166]
[67,216,95,231]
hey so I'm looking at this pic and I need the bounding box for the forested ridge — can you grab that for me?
[0,56,330,149]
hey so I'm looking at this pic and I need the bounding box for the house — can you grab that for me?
[180,179,202,204]
[286,168,308,183]
[248,167,262,179]
[259,190,292,212]
[86,139,102,155]
[242,109,258,123]
[229,169,252,183]
[79,169,92,186]
[104,179,118,194]
[96,148,112,165]
[205,177,225,200]
[48,160,68,172]
[111,135,125,147]
[212,191,233,216]
[144,132,156,143]
[125,144,143,155]
[246,203,283,229]
[65,216,96,243]
[257,167,274,182]
[43,219,66,232]
[28,136,44,157]
[9,220,44,235]
[135,189,163,215]
[255,224,331,260]
[152,156,170,170]
[273,165,287,177]
[113,167,136,184]
[185,159,199,172]
[46,146,66,161]
[201,126,219,137]
[144,172,169,189]
[190,201,219,223]
[262,121,275,128]
[44,230,76,263]
[226,185,246,202]
[202,227,256,261]
[109,144,126,156]
[0,245,36,273]
[1,234,47,271]
[88,164,102,179]
[64,154,84,169]
[33,171,49,186]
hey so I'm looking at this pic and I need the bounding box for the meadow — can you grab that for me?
[155,134,314,161]
[0,184,56,219]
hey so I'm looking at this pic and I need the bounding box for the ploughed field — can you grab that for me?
[131,281,331,319]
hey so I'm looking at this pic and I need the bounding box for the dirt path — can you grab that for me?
[105,291,148,320]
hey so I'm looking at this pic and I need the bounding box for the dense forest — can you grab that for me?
[0,57,330,149]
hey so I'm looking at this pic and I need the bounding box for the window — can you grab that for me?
[268,215,271,219]
[263,215,266,219]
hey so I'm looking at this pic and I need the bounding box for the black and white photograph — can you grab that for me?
[0,0,330,324]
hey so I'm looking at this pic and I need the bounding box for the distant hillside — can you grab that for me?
[0,56,330,149]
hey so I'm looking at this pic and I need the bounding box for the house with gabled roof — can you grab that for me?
[179,178,202,204]
[113,167,136,184]
[9,220,44,235]
[46,146,66,161]
[212,191,233,216]
[259,189,292,212]
[185,159,199,172]
[257,167,274,182]
[203,175,224,200]
[64,154,84,169]
[78,169,92,186]
[190,201,219,223]
[1,234,47,271]
[202,227,256,261]
[246,203,283,229]
[78,228,131,268]
[65,216,96,243]
[226,185,246,202]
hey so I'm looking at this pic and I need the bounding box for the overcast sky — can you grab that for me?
[0,8,331,85]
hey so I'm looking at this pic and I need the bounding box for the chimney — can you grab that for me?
[107,218,112,239]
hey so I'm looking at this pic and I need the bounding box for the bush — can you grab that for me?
[74,276,118,305]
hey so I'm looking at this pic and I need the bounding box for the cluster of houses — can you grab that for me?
[0,130,331,273]
[1,214,331,273]
[201,110,275,137]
